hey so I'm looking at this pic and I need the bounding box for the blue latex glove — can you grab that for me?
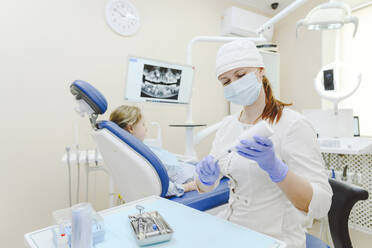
[195,155,220,186]
[235,136,288,183]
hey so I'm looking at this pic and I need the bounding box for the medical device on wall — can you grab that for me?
[303,62,361,138]
[314,61,361,115]
[128,205,174,246]
[296,0,358,38]
[221,7,274,41]
[323,69,335,91]
[62,148,108,206]
[354,116,360,136]
[303,62,371,153]
[125,56,195,104]
[105,0,140,36]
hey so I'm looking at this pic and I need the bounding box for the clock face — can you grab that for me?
[105,0,140,36]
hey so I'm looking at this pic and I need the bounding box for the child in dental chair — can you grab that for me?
[109,105,197,197]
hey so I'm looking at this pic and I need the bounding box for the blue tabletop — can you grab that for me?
[96,197,283,248]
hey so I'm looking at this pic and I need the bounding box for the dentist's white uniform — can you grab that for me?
[197,108,332,248]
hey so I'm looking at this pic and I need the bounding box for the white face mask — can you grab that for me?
[223,72,262,106]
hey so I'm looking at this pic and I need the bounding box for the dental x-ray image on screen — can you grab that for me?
[125,56,194,104]
[141,65,182,100]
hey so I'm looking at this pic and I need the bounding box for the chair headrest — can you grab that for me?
[98,120,169,197]
[70,80,108,115]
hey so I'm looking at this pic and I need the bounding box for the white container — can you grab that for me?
[71,203,93,248]
[234,121,274,146]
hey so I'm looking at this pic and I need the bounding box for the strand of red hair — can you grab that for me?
[260,75,292,124]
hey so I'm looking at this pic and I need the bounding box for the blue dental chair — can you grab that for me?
[70,80,229,211]
[70,80,367,248]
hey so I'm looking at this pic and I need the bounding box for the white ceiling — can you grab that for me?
[234,0,372,16]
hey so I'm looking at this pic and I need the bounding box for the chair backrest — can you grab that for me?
[328,178,369,248]
[70,80,169,202]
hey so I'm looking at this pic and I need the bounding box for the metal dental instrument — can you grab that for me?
[136,205,145,217]
[93,147,99,204]
[342,165,348,181]
[85,149,89,201]
[152,216,166,235]
[66,147,72,207]
[76,144,80,203]
[94,148,99,167]
[136,205,146,239]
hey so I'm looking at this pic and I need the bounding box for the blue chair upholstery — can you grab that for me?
[98,120,169,197]
[70,80,108,115]
[169,177,230,211]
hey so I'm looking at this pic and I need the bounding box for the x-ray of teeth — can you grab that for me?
[141,64,182,100]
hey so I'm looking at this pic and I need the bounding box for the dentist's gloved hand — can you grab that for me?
[235,136,288,183]
[195,155,220,186]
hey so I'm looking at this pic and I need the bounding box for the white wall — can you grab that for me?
[337,6,372,136]
[0,0,259,247]
[273,0,326,111]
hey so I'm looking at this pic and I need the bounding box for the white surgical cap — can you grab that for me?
[216,39,265,78]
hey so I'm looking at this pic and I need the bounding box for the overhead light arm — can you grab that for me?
[345,16,359,37]
[257,0,308,35]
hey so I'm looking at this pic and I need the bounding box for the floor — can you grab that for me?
[308,220,372,248]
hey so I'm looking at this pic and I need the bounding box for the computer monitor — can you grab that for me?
[125,56,194,104]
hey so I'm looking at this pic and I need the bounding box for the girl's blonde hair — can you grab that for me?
[109,105,142,131]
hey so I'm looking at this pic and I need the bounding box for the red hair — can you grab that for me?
[260,75,292,124]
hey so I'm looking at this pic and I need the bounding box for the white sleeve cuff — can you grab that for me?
[308,183,333,220]
[195,175,221,193]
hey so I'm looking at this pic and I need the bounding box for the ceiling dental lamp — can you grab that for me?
[296,0,358,38]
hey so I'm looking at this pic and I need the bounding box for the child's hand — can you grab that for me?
[183,181,197,192]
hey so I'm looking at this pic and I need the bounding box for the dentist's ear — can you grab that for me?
[256,67,265,82]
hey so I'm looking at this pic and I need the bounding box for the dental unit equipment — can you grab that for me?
[85,149,89,202]
[69,80,230,211]
[342,165,348,182]
[296,0,359,38]
[76,144,80,203]
[62,148,109,206]
[66,147,72,207]
[215,120,274,162]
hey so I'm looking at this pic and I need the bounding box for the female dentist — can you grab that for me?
[195,39,332,248]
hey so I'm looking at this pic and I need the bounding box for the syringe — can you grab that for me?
[215,120,274,162]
